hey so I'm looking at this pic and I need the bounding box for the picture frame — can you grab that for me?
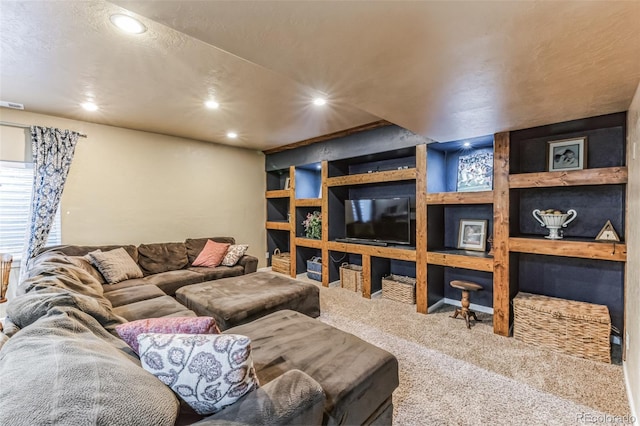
[283,177,291,190]
[456,150,493,192]
[547,137,587,172]
[457,219,488,252]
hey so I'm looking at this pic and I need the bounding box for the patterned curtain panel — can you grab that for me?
[18,126,80,284]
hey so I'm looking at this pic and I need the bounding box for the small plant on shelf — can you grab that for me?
[302,211,322,239]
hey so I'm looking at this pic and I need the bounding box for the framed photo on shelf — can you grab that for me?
[283,177,291,190]
[457,219,488,252]
[456,150,493,192]
[547,137,587,172]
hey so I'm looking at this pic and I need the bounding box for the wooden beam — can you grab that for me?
[326,241,416,261]
[294,237,323,249]
[326,168,416,187]
[265,221,289,231]
[426,251,494,272]
[262,121,392,154]
[509,237,627,262]
[362,254,371,299]
[295,198,322,207]
[321,161,330,287]
[493,132,511,336]
[266,190,290,199]
[426,190,494,205]
[509,167,627,189]
[415,144,428,314]
[289,166,296,277]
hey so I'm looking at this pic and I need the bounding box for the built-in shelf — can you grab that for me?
[509,236,627,262]
[295,198,322,207]
[509,167,628,189]
[265,221,290,231]
[426,250,494,272]
[266,189,291,198]
[426,190,493,205]
[294,237,323,249]
[326,168,416,187]
[327,241,416,261]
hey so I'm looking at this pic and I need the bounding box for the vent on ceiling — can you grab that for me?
[0,101,24,110]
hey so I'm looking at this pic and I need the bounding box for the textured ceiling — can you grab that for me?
[1,1,639,150]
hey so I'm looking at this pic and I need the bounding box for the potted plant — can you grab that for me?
[302,211,322,239]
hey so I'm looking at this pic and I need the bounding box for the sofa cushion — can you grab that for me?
[185,237,235,265]
[39,244,139,263]
[116,317,220,354]
[188,265,244,282]
[222,244,249,267]
[192,240,230,267]
[226,310,399,426]
[102,270,205,296]
[68,256,106,284]
[87,248,144,284]
[113,295,197,321]
[104,284,166,307]
[0,309,179,426]
[138,333,259,415]
[138,242,189,275]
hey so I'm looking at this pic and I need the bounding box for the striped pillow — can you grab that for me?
[88,248,143,284]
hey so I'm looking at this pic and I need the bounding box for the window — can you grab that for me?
[0,161,61,260]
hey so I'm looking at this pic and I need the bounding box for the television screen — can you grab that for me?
[345,198,411,244]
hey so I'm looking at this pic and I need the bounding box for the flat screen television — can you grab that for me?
[345,198,411,245]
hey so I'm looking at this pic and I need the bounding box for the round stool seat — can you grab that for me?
[450,280,483,292]
[449,280,483,329]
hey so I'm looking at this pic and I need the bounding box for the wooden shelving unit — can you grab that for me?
[426,190,493,205]
[295,198,322,207]
[265,221,290,231]
[326,168,416,187]
[509,166,627,188]
[509,237,627,262]
[426,250,494,272]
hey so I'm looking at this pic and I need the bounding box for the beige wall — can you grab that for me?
[0,109,266,266]
[626,82,640,419]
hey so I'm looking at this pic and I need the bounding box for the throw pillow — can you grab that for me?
[116,317,220,354]
[221,244,249,267]
[88,248,144,284]
[68,255,106,284]
[192,240,230,267]
[137,333,259,415]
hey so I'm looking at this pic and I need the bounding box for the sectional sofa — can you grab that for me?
[0,238,399,425]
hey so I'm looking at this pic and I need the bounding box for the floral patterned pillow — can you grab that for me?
[115,317,220,354]
[137,333,259,415]
[221,244,249,267]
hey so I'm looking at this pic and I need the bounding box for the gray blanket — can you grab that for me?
[0,252,180,425]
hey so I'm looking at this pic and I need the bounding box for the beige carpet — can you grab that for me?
[298,276,630,425]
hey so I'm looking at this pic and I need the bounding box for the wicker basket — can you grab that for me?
[382,274,416,304]
[271,248,291,275]
[306,256,322,282]
[340,263,363,293]
[513,292,611,363]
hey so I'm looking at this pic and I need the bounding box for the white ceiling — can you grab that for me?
[1,1,639,150]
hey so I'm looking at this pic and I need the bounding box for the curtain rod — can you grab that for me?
[0,121,87,138]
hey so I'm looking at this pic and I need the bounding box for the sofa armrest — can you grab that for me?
[237,255,258,274]
[192,369,325,426]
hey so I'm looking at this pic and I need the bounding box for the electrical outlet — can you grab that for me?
[265,251,270,259]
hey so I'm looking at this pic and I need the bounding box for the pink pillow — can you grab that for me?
[115,317,220,354]
[192,239,230,267]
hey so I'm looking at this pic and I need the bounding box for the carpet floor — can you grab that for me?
[299,276,630,425]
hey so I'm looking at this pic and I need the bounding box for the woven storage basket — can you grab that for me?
[382,274,416,304]
[513,292,611,363]
[306,256,322,282]
[271,248,291,275]
[340,263,363,293]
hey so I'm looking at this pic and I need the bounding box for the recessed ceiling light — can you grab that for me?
[463,142,471,148]
[312,98,327,106]
[110,14,147,34]
[81,102,98,111]
[227,132,238,139]
[205,100,219,109]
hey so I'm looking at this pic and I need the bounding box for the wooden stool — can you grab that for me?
[450,280,483,329]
